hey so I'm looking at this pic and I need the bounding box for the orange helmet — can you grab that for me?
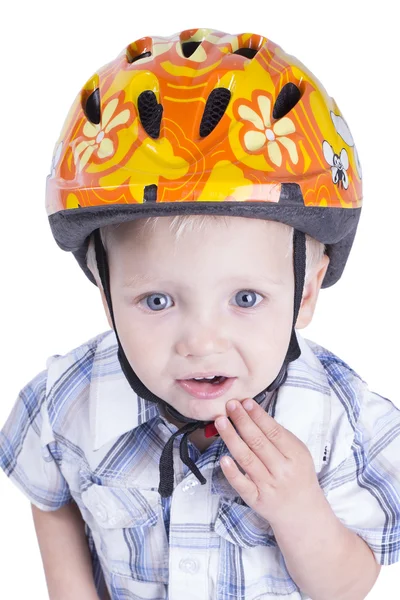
[46,27,362,288]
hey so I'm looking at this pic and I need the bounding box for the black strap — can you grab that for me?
[267,229,306,391]
[158,421,207,497]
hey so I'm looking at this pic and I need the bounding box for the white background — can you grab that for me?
[0,0,399,597]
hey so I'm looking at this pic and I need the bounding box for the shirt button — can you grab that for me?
[179,558,199,574]
[95,503,108,522]
[181,479,200,495]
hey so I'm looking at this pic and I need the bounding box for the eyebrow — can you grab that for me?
[122,273,285,288]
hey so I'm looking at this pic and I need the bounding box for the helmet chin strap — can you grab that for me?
[93,228,306,497]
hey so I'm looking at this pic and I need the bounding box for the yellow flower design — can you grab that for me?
[74,98,131,172]
[238,95,298,167]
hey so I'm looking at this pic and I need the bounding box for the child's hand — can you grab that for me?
[214,398,323,527]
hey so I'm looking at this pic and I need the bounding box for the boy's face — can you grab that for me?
[103,217,327,422]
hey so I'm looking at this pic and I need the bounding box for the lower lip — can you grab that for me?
[176,377,236,399]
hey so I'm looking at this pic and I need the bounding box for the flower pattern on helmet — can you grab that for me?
[73,97,131,173]
[237,93,298,167]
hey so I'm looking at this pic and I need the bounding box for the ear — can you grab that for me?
[295,253,330,329]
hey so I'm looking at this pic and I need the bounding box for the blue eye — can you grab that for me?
[141,293,173,311]
[233,290,263,308]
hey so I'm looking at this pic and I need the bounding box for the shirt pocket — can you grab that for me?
[80,483,169,584]
[109,572,167,600]
[214,499,302,599]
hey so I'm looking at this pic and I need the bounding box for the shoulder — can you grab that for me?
[304,337,364,383]
[3,329,115,434]
[44,329,117,399]
[43,329,117,439]
[45,329,115,375]
[303,337,368,423]
[302,335,399,445]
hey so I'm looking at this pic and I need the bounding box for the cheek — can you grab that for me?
[117,330,166,396]
[268,310,293,347]
[256,297,293,337]
[247,301,294,364]
[249,326,291,366]
[113,306,165,367]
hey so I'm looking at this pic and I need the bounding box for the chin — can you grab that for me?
[192,394,251,421]
[166,397,227,422]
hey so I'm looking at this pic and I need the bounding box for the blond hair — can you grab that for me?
[86,215,326,290]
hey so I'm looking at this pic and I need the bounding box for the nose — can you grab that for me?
[175,315,232,358]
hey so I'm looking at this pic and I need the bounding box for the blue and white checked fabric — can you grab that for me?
[1,329,400,600]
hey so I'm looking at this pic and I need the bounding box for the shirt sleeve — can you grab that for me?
[0,369,73,512]
[326,389,400,566]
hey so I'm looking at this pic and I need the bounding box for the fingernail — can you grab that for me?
[226,400,238,411]
[243,399,253,411]
[215,417,228,430]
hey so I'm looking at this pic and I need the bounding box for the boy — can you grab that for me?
[1,28,399,600]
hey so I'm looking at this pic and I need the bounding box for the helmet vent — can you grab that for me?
[128,50,152,64]
[199,88,231,137]
[181,41,202,57]
[143,184,158,202]
[272,83,301,120]
[83,88,101,125]
[137,91,163,139]
[126,38,153,64]
[233,48,258,59]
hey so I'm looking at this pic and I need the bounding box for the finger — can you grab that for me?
[225,400,286,479]
[219,456,259,505]
[240,398,294,458]
[215,414,271,487]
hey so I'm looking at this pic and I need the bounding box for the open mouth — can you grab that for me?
[193,375,227,384]
[176,376,236,399]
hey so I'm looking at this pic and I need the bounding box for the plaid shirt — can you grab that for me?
[1,329,400,600]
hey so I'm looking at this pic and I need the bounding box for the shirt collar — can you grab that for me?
[89,330,162,451]
[90,330,332,473]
